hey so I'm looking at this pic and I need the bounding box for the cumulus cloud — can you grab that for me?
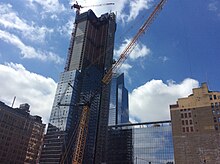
[113,39,150,83]
[129,78,199,122]
[58,18,75,37]
[26,0,65,13]
[122,0,153,22]
[115,39,150,60]
[0,63,57,123]
[0,3,54,42]
[0,30,64,64]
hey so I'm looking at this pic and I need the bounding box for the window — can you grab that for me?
[210,95,213,100]
[186,127,189,132]
[184,113,187,118]
[215,102,218,107]
[185,120,188,125]
[188,113,191,117]
[214,95,217,100]
[214,117,217,123]
[211,103,214,108]
[182,120,184,125]
[190,127,194,132]
[183,127,185,132]
[181,113,184,118]
[189,120,193,125]
[212,110,216,114]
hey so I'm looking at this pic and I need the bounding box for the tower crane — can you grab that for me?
[102,0,167,84]
[60,0,167,163]
[71,1,114,15]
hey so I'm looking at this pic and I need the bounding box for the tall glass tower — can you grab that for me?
[40,10,116,164]
[108,73,129,126]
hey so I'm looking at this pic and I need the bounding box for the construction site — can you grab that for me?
[1,0,220,164]
[39,0,170,163]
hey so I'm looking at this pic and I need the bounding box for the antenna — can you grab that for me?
[11,96,16,108]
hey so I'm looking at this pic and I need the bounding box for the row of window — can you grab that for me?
[181,119,193,125]
[182,126,194,133]
[209,94,220,100]
[213,117,220,123]
[212,109,220,115]
[181,112,192,118]
[211,102,220,108]
[180,108,194,112]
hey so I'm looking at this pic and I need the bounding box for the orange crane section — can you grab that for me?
[72,105,90,164]
[102,0,167,85]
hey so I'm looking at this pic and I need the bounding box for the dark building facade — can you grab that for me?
[170,83,220,163]
[40,10,116,164]
[109,73,129,126]
[0,101,45,164]
[107,121,174,164]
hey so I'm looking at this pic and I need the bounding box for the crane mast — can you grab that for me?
[72,105,90,164]
[102,0,167,85]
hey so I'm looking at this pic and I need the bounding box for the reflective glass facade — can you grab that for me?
[40,10,116,164]
[109,73,129,126]
[107,121,174,164]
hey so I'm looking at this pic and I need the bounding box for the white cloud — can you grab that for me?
[0,3,54,42]
[125,0,153,22]
[0,30,64,64]
[114,39,150,60]
[129,78,199,122]
[208,1,218,11]
[159,56,169,63]
[0,63,57,123]
[114,39,150,83]
[208,0,220,17]
[58,18,75,37]
[117,63,133,84]
[26,0,65,13]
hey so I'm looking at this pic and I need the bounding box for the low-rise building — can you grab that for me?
[0,101,45,163]
[170,83,220,163]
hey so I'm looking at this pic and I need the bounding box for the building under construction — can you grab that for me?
[39,10,116,164]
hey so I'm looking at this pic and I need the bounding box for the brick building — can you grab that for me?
[170,83,220,163]
[0,101,45,163]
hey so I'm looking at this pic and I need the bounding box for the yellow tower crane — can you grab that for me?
[61,0,168,163]
[102,0,167,84]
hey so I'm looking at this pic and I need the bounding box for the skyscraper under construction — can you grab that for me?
[40,10,116,164]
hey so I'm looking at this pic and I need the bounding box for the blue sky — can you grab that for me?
[0,0,220,123]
